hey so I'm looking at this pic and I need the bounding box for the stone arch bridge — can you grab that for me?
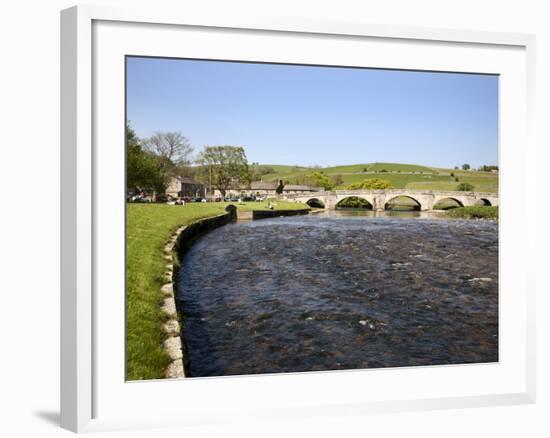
[285,189,498,211]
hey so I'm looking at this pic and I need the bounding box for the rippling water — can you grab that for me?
[176,213,498,377]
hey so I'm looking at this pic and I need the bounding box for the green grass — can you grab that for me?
[126,200,307,380]
[445,206,499,220]
[405,175,498,193]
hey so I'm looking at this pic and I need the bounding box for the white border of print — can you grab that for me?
[61,5,536,433]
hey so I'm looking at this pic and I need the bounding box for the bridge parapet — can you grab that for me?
[284,189,498,211]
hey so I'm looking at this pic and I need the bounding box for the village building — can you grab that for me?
[166,176,205,199]
[214,181,322,198]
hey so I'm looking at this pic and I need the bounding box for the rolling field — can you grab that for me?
[258,162,498,193]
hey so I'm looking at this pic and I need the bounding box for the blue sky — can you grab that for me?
[126,57,498,168]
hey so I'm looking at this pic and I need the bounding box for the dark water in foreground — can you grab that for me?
[176,213,498,377]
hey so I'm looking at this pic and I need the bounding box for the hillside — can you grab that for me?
[254,162,498,193]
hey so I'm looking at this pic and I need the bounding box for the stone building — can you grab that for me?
[213,181,322,198]
[166,176,205,199]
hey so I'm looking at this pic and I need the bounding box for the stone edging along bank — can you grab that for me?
[160,205,309,378]
[160,210,235,378]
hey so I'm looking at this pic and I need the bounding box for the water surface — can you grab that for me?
[176,213,498,377]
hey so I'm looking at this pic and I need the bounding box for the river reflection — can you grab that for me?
[176,212,498,377]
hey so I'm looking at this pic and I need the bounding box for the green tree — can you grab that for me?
[197,146,250,196]
[462,163,471,170]
[126,123,164,192]
[457,182,475,191]
[311,172,334,190]
[346,178,392,190]
[478,165,499,172]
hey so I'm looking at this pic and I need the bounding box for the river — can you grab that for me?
[175,212,498,377]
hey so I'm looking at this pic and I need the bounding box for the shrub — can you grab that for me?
[311,172,334,190]
[346,178,392,190]
[456,182,474,191]
[336,196,373,209]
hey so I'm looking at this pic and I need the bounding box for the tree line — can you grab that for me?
[127,124,251,196]
[127,124,347,196]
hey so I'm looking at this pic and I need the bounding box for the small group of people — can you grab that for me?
[166,199,185,206]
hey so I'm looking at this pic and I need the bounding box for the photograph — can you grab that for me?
[125,56,499,380]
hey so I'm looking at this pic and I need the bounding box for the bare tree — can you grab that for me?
[144,131,194,168]
[142,131,195,191]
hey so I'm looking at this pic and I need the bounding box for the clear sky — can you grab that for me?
[126,57,498,169]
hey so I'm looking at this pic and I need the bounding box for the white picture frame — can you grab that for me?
[60,4,537,433]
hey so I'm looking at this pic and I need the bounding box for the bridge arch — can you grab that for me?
[433,197,464,210]
[385,195,421,211]
[475,198,492,206]
[335,196,373,210]
[306,197,325,209]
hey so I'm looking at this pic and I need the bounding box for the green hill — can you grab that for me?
[366,162,435,173]
[253,162,498,193]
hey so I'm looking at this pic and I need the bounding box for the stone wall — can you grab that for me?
[252,208,311,220]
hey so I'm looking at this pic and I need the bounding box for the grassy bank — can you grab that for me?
[445,206,499,220]
[126,200,308,380]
